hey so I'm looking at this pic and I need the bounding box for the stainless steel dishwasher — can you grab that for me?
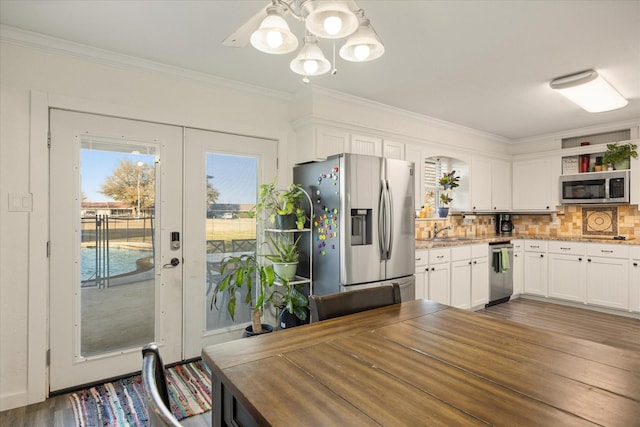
[487,242,513,307]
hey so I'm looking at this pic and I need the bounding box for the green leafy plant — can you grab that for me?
[272,279,309,322]
[257,179,307,229]
[211,253,275,334]
[438,170,459,206]
[264,234,300,263]
[440,192,453,206]
[602,142,638,166]
[439,170,460,190]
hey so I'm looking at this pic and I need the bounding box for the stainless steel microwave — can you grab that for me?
[559,170,630,204]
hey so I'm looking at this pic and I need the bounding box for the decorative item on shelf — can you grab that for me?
[257,178,307,230]
[580,142,590,173]
[594,156,603,172]
[264,233,300,281]
[438,170,459,218]
[602,142,638,171]
[211,253,276,336]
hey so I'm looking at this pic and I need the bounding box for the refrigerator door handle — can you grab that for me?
[378,179,387,260]
[385,181,393,260]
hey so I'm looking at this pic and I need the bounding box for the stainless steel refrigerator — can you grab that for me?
[294,153,415,301]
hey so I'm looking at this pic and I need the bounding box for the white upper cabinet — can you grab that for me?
[349,134,382,157]
[512,157,560,211]
[296,125,349,162]
[470,157,511,211]
[382,140,405,160]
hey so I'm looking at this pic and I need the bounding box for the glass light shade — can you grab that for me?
[550,70,628,113]
[250,7,298,54]
[339,20,385,62]
[303,1,358,39]
[290,40,331,76]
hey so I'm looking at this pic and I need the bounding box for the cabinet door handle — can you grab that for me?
[431,267,435,271]
[416,257,422,261]
[633,262,638,267]
[473,260,477,264]
[469,261,472,265]
[578,258,582,261]
[514,254,518,258]
[601,250,614,254]
[560,247,570,250]
[588,259,591,262]
[530,245,539,249]
[540,254,544,258]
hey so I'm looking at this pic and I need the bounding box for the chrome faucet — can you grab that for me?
[433,224,451,239]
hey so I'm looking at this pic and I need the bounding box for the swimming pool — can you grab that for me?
[81,246,153,281]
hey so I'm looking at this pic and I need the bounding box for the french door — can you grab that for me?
[49,109,277,391]
[49,110,183,391]
[182,128,277,358]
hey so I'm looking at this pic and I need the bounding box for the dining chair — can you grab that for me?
[308,283,401,323]
[141,343,183,427]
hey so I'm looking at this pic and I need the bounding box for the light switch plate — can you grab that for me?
[8,193,32,212]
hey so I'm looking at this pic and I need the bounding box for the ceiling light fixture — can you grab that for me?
[248,0,384,80]
[549,70,628,113]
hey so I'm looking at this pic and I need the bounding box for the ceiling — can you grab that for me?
[1,0,639,142]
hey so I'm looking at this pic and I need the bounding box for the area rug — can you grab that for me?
[68,359,211,426]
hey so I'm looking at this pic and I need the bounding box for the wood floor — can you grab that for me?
[2,298,638,426]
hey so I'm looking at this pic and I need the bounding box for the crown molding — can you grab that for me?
[304,86,512,144]
[512,118,640,145]
[0,24,292,102]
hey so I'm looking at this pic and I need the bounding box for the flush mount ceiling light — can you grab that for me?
[549,70,628,113]
[227,0,384,81]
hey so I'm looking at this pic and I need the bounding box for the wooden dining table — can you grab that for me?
[201,299,640,426]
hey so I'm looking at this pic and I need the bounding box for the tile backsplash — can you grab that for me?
[415,205,640,240]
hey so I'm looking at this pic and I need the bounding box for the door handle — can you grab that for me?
[163,257,180,267]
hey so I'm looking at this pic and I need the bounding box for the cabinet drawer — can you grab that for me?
[548,241,586,255]
[630,245,640,260]
[451,245,471,261]
[471,243,488,258]
[429,248,451,264]
[587,243,629,259]
[524,240,547,252]
[415,250,429,267]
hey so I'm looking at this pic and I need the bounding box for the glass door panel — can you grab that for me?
[205,153,257,330]
[79,146,156,357]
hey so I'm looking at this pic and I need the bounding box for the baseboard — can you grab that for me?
[518,294,640,319]
[0,390,29,412]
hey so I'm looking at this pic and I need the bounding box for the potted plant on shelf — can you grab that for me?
[602,142,638,170]
[263,234,300,281]
[257,179,307,230]
[438,170,459,217]
[272,278,309,329]
[211,253,276,337]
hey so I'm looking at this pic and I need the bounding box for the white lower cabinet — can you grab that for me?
[523,240,548,296]
[450,246,472,309]
[415,250,428,300]
[631,246,640,313]
[470,245,489,308]
[428,248,451,305]
[548,241,586,303]
[512,240,524,296]
[586,244,629,311]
